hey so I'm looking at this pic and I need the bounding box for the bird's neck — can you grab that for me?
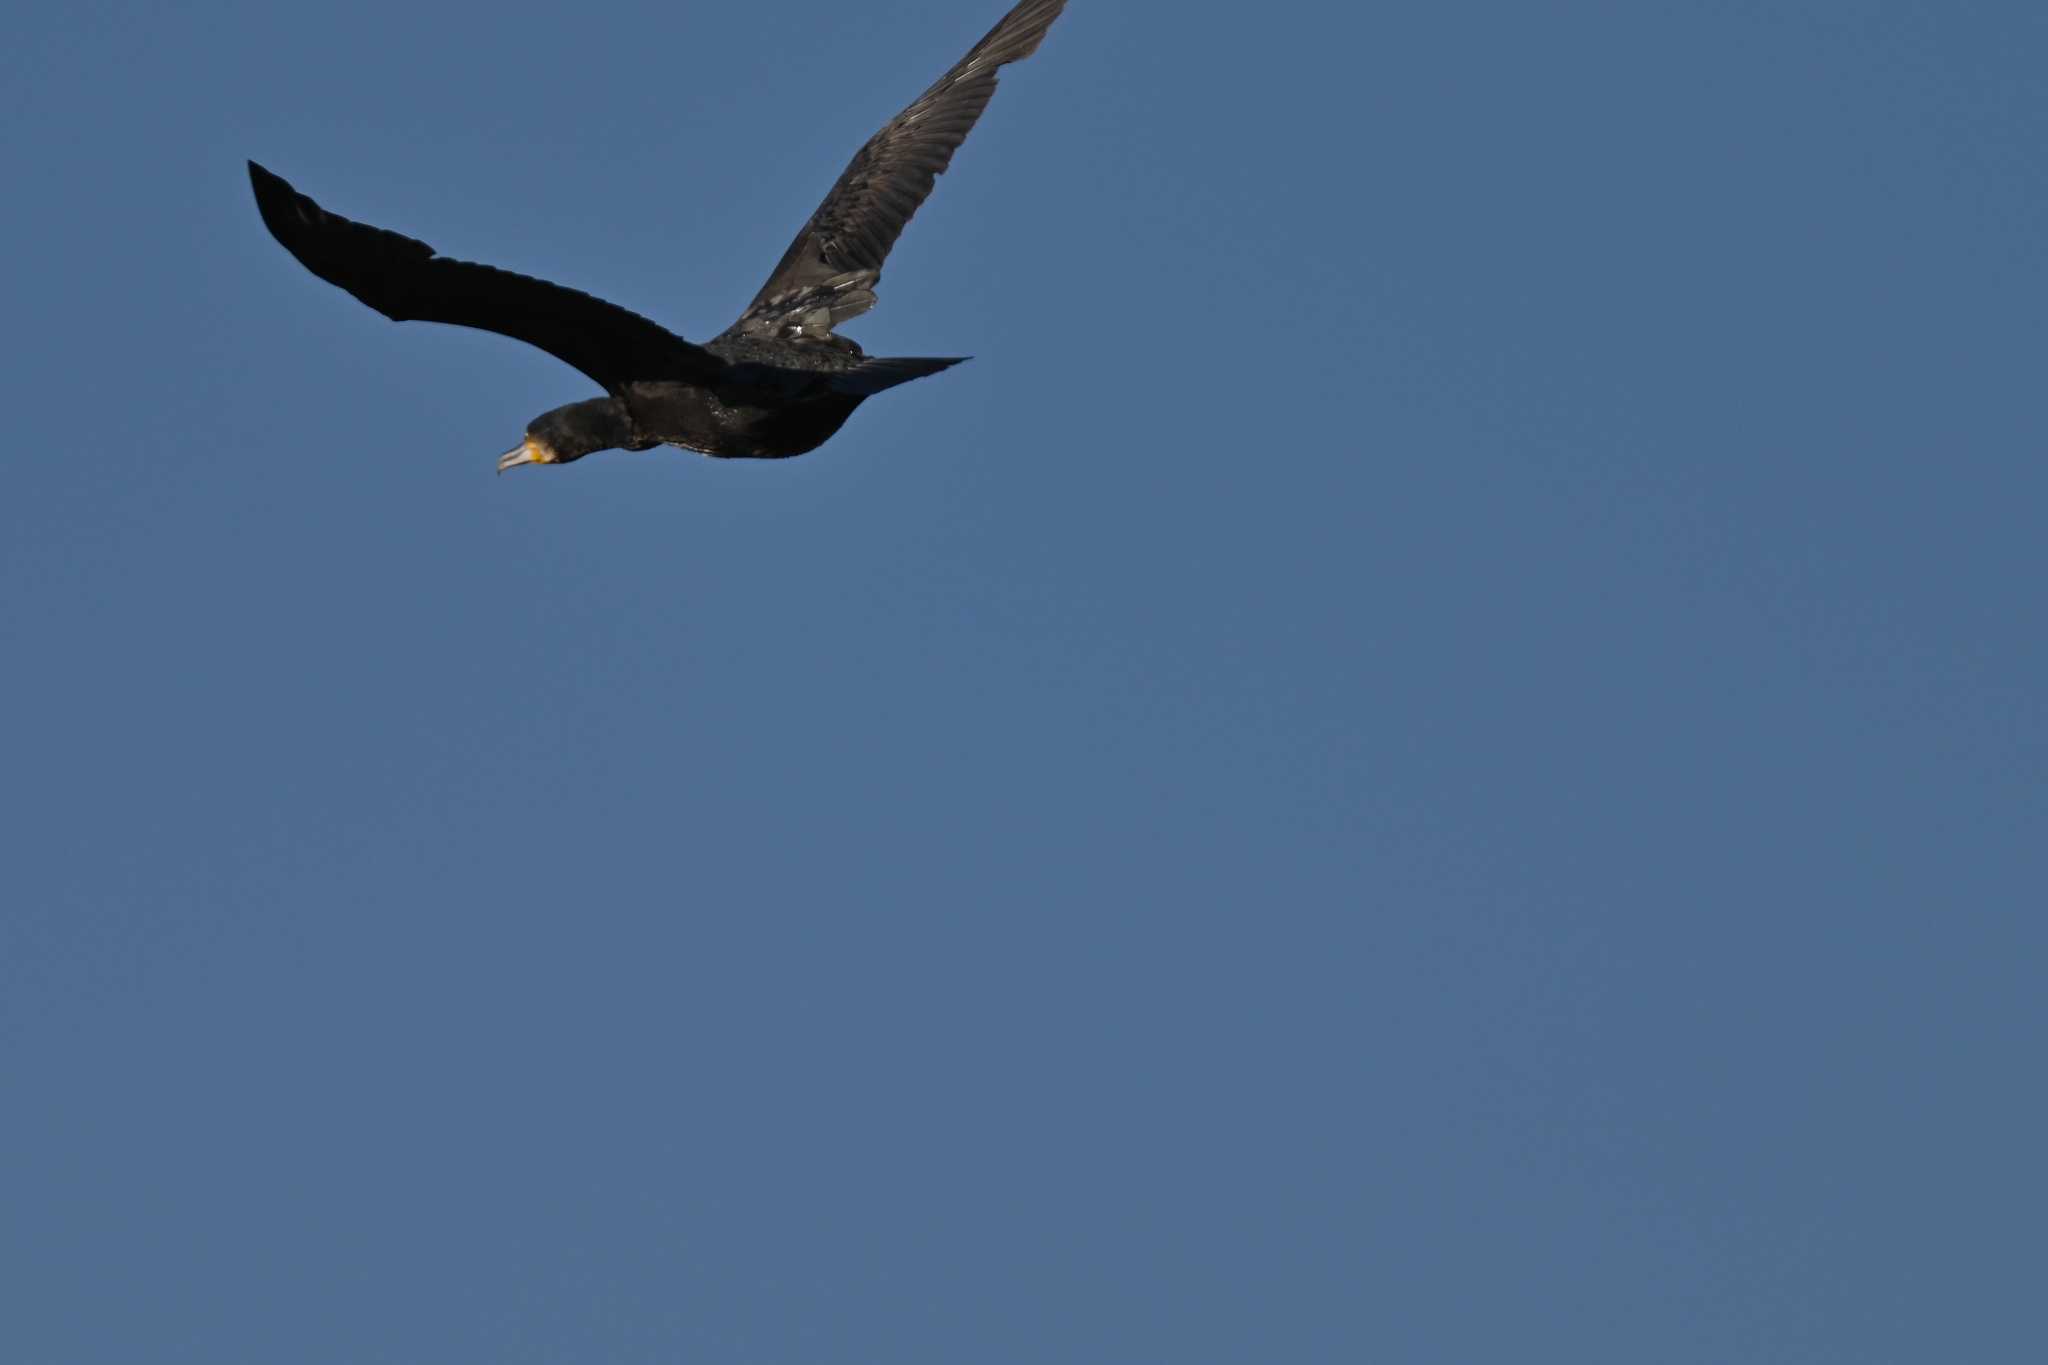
[552,397,636,458]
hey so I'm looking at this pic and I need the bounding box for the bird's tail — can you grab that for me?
[828,356,970,396]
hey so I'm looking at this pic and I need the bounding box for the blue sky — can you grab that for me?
[4,1,2045,1360]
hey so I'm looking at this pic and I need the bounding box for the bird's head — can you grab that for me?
[497,397,634,473]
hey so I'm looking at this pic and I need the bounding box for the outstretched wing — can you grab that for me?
[731,0,1067,341]
[248,162,723,391]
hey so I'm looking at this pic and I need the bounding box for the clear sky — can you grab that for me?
[4,1,2045,1360]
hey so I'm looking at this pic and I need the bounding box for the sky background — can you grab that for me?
[4,1,2045,1360]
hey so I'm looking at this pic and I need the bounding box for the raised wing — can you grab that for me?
[731,0,1067,341]
[249,162,723,391]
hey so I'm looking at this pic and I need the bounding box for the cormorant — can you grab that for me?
[248,0,1066,473]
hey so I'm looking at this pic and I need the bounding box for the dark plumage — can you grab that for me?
[248,0,1066,472]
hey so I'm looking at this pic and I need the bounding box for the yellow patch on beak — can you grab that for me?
[496,436,557,474]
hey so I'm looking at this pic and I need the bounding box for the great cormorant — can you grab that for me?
[248,0,1067,473]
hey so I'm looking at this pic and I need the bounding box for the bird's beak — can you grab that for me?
[497,437,553,474]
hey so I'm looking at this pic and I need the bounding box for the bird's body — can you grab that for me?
[248,0,1066,472]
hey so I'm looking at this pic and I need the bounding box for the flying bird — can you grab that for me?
[249,0,1066,473]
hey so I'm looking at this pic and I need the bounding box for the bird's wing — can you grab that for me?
[249,162,723,392]
[731,0,1066,341]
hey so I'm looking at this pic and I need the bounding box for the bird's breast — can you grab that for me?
[623,380,860,460]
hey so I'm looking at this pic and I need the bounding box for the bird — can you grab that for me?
[248,0,1066,474]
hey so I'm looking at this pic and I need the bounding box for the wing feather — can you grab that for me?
[249,162,722,391]
[732,0,1066,340]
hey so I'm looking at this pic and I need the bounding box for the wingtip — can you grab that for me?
[247,160,286,200]
[246,161,309,248]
